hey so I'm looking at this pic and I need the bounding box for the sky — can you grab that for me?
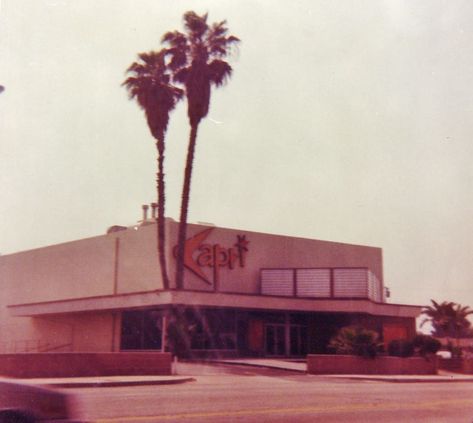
[0,0,472,314]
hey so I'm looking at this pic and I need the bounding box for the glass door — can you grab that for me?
[265,324,286,356]
[289,325,307,356]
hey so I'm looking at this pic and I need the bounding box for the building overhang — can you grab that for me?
[8,290,422,319]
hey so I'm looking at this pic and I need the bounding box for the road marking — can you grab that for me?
[96,397,473,422]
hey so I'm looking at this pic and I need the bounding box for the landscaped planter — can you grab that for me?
[307,354,438,375]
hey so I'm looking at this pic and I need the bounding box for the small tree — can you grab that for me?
[329,326,382,358]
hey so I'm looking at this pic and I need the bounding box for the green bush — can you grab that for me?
[388,339,415,357]
[412,334,441,357]
[329,326,382,358]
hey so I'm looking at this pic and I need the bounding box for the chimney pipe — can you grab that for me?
[151,203,158,220]
[142,204,149,221]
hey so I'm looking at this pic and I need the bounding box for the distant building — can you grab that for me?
[0,208,421,357]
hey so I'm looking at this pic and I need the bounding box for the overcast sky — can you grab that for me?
[0,0,472,311]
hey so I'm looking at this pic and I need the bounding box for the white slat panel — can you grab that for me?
[367,271,381,302]
[333,268,367,297]
[261,269,294,296]
[296,269,331,297]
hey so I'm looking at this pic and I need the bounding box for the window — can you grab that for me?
[120,310,163,350]
[187,309,237,350]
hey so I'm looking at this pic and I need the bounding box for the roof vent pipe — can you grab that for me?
[151,203,158,220]
[142,204,149,221]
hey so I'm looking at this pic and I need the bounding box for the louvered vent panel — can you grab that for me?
[333,269,367,297]
[261,269,294,296]
[368,271,382,302]
[296,269,331,297]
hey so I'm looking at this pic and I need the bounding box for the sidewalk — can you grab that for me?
[209,358,473,383]
[11,375,195,388]
[321,372,473,383]
[211,358,307,373]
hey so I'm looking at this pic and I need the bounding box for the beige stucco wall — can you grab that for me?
[0,223,166,305]
[0,219,382,302]
[0,219,383,351]
[0,312,116,353]
[115,223,162,293]
[64,312,117,352]
[0,227,153,352]
[0,316,71,353]
[166,222,383,295]
[0,234,122,352]
[0,235,116,304]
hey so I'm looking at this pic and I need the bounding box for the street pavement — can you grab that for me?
[65,363,473,422]
[4,361,473,422]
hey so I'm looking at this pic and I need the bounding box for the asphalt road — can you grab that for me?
[67,363,473,422]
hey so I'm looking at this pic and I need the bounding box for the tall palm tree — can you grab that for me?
[123,49,183,290]
[163,11,240,289]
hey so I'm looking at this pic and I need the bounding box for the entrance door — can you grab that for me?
[290,325,307,356]
[265,324,286,356]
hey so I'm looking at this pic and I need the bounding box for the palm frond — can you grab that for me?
[123,48,183,139]
[161,11,238,125]
[183,11,208,40]
[207,22,240,58]
[174,67,190,84]
[162,31,189,71]
[162,30,186,46]
[208,60,232,86]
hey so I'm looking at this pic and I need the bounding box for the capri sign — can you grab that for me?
[175,228,249,287]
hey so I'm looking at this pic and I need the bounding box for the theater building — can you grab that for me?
[0,209,421,357]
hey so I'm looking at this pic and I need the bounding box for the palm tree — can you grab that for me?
[162,11,240,289]
[450,303,473,342]
[421,300,473,350]
[420,300,456,337]
[123,49,183,290]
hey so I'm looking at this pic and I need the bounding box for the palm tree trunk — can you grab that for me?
[157,138,170,290]
[175,122,199,290]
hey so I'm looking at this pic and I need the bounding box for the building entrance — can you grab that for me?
[290,325,307,356]
[264,320,308,357]
[265,324,286,356]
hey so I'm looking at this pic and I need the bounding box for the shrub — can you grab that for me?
[329,326,382,358]
[451,346,463,359]
[412,334,441,357]
[388,339,415,357]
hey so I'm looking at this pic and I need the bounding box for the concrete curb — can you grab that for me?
[323,375,473,383]
[207,360,473,383]
[19,377,196,389]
